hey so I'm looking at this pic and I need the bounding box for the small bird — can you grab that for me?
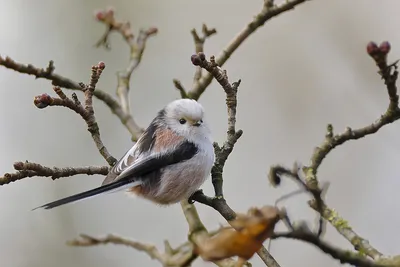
[33,99,215,210]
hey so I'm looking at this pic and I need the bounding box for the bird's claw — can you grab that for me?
[188,189,204,204]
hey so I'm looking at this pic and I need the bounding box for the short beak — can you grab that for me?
[193,120,202,127]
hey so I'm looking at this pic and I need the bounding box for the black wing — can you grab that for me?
[32,141,199,210]
[101,110,164,186]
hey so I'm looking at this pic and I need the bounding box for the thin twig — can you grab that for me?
[115,27,158,114]
[94,7,134,49]
[94,7,157,138]
[267,41,398,261]
[187,0,311,100]
[69,228,238,267]
[173,24,215,98]
[191,24,217,84]
[0,55,143,140]
[269,163,326,237]
[298,41,398,257]
[68,234,167,263]
[173,79,188,98]
[305,46,399,189]
[33,62,117,166]
[0,161,109,185]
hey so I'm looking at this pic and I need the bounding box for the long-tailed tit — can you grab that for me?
[33,99,215,210]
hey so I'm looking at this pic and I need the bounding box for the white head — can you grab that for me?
[161,99,211,143]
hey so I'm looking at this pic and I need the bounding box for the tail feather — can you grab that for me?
[32,179,141,210]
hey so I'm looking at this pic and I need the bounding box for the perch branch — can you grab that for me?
[33,62,117,166]
[0,55,143,140]
[188,52,280,267]
[187,0,311,100]
[190,52,243,202]
[176,25,219,266]
[0,161,109,185]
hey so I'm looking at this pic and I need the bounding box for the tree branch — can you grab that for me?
[5,3,392,267]
[173,24,216,98]
[188,52,280,267]
[187,0,311,100]
[305,41,398,188]
[94,7,157,118]
[302,41,398,256]
[173,79,188,98]
[116,27,157,114]
[93,7,158,140]
[190,52,242,201]
[0,161,109,185]
[68,225,239,267]
[269,163,326,237]
[33,62,117,166]
[0,55,143,140]
[271,226,393,267]
[308,201,383,260]
[268,41,397,262]
[191,24,217,83]
[176,24,241,267]
[68,234,171,265]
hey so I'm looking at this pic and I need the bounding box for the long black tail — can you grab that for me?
[32,179,137,210]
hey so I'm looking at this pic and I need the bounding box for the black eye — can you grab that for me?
[179,118,186,124]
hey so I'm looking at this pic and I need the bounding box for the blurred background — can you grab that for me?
[0,0,399,266]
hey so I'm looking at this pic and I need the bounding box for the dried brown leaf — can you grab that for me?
[195,206,282,262]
